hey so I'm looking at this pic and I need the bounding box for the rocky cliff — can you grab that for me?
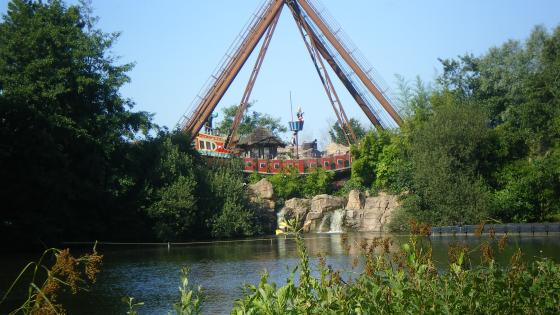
[277,190,399,233]
[248,178,277,231]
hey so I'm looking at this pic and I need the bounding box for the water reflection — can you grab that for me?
[1,233,558,315]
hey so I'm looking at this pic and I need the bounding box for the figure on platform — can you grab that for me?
[296,106,304,122]
[204,112,218,133]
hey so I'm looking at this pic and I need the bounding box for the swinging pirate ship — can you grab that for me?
[179,0,402,174]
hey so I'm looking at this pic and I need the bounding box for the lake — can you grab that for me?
[1,233,559,314]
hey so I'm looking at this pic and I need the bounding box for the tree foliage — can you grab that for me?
[350,131,391,187]
[0,0,152,245]
[352,25,560,229]
[0,0,272,246]
[328,118,367,145]
[215,103,287,136]
[268,167,334,200]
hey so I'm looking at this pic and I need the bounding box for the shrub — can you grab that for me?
[231,222,560,314]
[268,168,304,200]
[302,168,334,197]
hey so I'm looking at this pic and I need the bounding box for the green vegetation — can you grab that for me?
[267,168,334,201]
[215,103,287,136]
[0,0,271,247]
[350,25,560,229]
[1,246,102,314]
[1,247,204,315]
[229,222,560,314]
[329,118,368,145]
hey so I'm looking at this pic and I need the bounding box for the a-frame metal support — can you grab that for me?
[181,0,284,138]
[296,0,403,126]
[287,1,356,145]
[225,7,283,149]
[289,2,384,131]
[180,0,402,145]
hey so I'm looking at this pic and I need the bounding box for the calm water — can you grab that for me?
[2,233,560,314]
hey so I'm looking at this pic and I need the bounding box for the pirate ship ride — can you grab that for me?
[181,0,402,174]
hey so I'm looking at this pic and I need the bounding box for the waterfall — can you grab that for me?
[318,213,331,232]
[318,209,345,233]
[329,209,345,233]
[276,209,287,231]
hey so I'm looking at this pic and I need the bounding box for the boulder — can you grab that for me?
[346,190,364,210]
[303,195,345,232]
[277,198,311,230]
[310,194,345,214]
[360,192,399,232]
[249,178,274,200]
[275,190,399,233]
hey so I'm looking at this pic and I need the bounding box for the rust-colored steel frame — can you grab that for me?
[225,7,283,149]
[296,0,403,126]
[181,0,401,142]
[182,0,284,137]
[290,3,383,130]
[287,2,355,145]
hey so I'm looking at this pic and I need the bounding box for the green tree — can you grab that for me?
[269,168,304,200]
[146,138,201,241]
[494,151,560,222]
[328,118,367,145]
[215,103,287,136]
[403,93,498,226]
[205,162,267,238]
[350,131,391,187]
[374,134,412,193]
[302,168,334,197]
[0,0,151,246]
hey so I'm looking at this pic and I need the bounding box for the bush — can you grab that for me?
[205,162,267,238]
[231,222,560,314]
[493,150,560,222]
[302,168,334,197]
[387,206,415,232]
[247,171,264,184]
[268,168,304,200]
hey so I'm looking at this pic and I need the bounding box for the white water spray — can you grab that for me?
[329,209,345,233]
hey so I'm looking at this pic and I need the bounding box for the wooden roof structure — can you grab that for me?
[237,127,285,148]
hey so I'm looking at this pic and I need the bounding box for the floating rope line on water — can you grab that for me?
[62,235,350,247]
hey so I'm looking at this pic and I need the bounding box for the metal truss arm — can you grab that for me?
[181,0,285,138]
[296,0,403,126]
[287,2,355,144]
[225,7,282,149]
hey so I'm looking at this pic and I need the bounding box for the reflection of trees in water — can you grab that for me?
[297,233,560,269]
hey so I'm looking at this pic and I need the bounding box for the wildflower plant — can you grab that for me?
[231,220,560,314]
[1,245,103,315]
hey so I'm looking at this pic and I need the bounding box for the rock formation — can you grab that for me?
[345,191,398,232]
[248,178,276,232]
[276,198,311,231]
[303,195,345,232]
[249,178,275,210]
[276,189,399,233]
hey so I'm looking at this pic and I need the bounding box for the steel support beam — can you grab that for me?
[295,0,403,126]
[225,7,282,149]
[287,2,355,144]
[292,5,383,130]
[182,0,285,138]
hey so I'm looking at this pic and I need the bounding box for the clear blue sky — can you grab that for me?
[2,0,559,144]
